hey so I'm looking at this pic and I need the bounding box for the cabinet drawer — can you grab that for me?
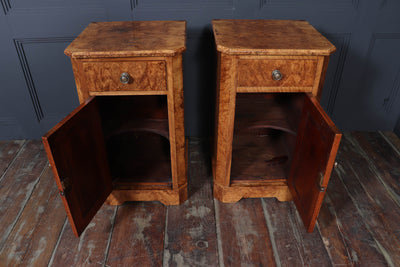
[237,59,318,89]
[82,60,167,92]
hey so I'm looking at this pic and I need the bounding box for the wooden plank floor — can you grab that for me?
[0,132,399,266]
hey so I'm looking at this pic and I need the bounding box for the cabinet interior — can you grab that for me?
[97,95,171,189]
[231,93,305,186]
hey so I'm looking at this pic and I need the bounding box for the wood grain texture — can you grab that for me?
[215,199,276,266]
[64,22,187,209]
[316,199,353,265]
[166,55,187,190]
[212,52,237,188]
[235,55,327,95]
[317,164,388,265]
[0,135,400,265]
[330,134,400,264]
[0,167,65,267]
[90,91,168,96]
[106,202,165,266]
[262,198,332,266]
[0,140,24,177]
[97,95,169,141]
[70,58,88,103]
[352,132,400,205]
[212,20,336,56]
[231,94,300,185]
[164,139,218,266]
[381,131,400,153]
[236,86,314,93]
[105,185,187,206]
[238,58,317,88]
[82,60,167,93]
[42,96,112,237]
[212,20,337,229]
[313,56,330,100]
[65,21,186,58]
[233,93,299,135]
[288,94,341,233]
[49,205,116,266]
[214,183,292,203]
[0,141,48,249]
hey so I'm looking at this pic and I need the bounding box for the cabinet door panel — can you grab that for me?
[288,93,341,233]
[42,96,112,237]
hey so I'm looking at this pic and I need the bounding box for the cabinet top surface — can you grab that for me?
[212,20,335,56]
[65,21,186,58]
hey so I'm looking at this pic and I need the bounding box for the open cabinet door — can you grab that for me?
[288,93,341,233]
[42,96,112,237]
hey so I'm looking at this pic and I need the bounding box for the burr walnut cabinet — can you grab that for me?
[42,21,187,237]
[212,20,342,232]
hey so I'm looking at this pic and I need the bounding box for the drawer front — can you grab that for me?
[238,59,318,88]
[82,60,166,92]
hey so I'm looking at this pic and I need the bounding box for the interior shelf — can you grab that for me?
[234,93,303,135]
[98,95,169,139]
[231,93,303,185]
[97,95,172,188]
[106,131,172,188]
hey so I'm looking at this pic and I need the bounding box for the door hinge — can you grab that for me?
[317,172,325,192]
[317,162,338,192]
[60,177,71,196]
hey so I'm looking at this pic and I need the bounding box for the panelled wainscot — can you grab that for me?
[212,20,342,232]
[42,21,187,237]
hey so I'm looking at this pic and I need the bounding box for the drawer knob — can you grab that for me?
[120,72,130,84]
[272,69,282,81]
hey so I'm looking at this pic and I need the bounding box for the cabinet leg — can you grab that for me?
[213,183,292,203]
[105,184,188,206]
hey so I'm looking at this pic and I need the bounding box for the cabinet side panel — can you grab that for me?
[213,53,237,186]
[70,58,90,103]
[167,55,187,189]
[312,56,330,100]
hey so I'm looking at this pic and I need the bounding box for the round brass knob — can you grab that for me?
[272,69,282,81]
[120,72,130,84]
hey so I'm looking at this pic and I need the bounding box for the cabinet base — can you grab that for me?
[105,183,188,206]
[213,182,292,203]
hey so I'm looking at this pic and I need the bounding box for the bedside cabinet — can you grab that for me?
[42,21,187,237]
[212,20,342,232]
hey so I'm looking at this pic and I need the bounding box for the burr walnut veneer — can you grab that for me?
[42,21,187,237]
[212,20,342,232]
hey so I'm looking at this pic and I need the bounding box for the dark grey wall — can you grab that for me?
[1,0,400,139]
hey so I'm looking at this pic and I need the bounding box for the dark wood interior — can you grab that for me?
[97,95,172,188]
[231,93,304,185]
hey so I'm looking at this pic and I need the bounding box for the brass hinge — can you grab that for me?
[60,177,71,196]
[317,162,338,192]
[317,172,325,192]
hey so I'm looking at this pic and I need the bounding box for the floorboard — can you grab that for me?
[0,140,24,178]
[106,202,165,267]
[340,134,400,264]
[216,198,276,266]
[0,140,48,249]
[381,131,400,156]
[319,155,388,265]
[164,139,219,267]
[0,167,65,266]
[352,132,400,207]
[49,204,116,266]
[0,133,399,266]
[262,199,331,266]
